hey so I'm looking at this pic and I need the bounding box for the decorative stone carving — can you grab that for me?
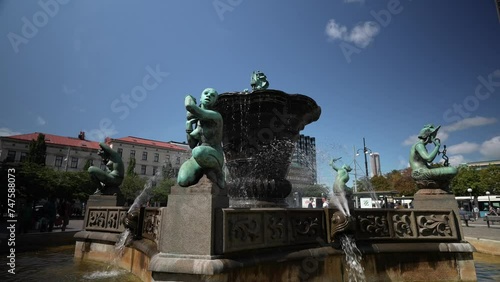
[417,214,453,237]
[393,213,415,238]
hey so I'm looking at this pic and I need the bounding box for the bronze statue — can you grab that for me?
[329,157,352,216]
[177,88,225,188]
[88,142,124,194]
[409,124,457,188]
[250,71,269,91]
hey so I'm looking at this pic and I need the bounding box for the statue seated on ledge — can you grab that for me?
[409,124,457,189]
[88,142,124,195]
[177,88,225,189]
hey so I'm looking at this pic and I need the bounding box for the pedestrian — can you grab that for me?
[43,197,57,232]
[308,198,314,208]
[473,206,479,220]
[60,200,72,231]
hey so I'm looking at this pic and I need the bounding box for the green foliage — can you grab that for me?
[12,162,96,203]
[83,159,92,171]
[293,183,330,197]
[451,165,500,196]
[151,177,175,205]
[370,175,390,191]
[120,174,147,202]
[355,168,417,196]
[27,133,47,165]
[127,158,137,176]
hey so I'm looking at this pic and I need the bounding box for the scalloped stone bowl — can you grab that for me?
[214,89,321,207]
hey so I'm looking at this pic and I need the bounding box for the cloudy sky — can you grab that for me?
[2,0,500,187]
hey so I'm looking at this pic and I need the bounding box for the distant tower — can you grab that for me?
[370,152,382,177]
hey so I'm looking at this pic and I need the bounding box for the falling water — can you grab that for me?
[341,234,366,282]
[114,166,167,259]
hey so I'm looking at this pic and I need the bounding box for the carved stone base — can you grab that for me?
[158,176,228,257]
[413,189,465,239]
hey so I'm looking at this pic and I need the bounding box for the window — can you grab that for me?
[176,156,180,164]
[117,148,123,157]
[130,150,136,159]
[141,165,147,175]
[19,152,27,162]
[142,151,148,161]
[153,166,158,176]
[55,156,63,167]
[70,157,78,168]
[88,159,94,166]
[165,155,170,163]
[154,153,159,162]
[6,150,16,162]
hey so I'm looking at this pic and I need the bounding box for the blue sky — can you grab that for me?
[2,0,500,187]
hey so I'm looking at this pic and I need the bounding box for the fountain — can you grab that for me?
[74,72,477,281]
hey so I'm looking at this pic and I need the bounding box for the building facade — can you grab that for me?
[0,132,103,172]
[0,132,190,179]
[106,136,190,178]
[370,152,382,177]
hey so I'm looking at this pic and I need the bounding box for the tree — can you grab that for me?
[293,183,330,198]
[127,158,136,176]
[450,166,481,196]
[26,133,47,165]
[386,168,417,196]
[370,175,390,191]
[478,165,500,195]
[121,174,147,203]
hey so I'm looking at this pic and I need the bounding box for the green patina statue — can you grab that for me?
[177,88,225,188]
[329,157,352,216]
[250,71,269,91]
[88,142,125,194]
[409,124,457,188]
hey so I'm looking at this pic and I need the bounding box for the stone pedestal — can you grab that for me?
[157,176,228,258]
[413,189,465,239]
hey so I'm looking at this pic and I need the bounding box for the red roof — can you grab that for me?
[111,136,187,151]
[3,132,101,150]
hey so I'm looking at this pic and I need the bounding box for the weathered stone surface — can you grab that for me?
[158,176,228,257]
[87,194,120,207]
[413,190,465,240]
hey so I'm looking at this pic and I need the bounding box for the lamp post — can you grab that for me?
[467,188,473,210]
[356,138,372,178]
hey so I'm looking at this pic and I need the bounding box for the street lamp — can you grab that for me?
[467,188,473,210]
[355,137,372,178]
[486,191,491,208]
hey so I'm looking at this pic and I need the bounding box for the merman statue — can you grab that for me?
[177,88,225,188]
[88,142,124,195]
[409,124,457,189]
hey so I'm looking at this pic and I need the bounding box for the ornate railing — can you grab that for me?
[222,208,328,253]
[353,209,460,241]
[84,207,128,233]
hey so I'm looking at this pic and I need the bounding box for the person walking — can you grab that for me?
[473,206,479,221]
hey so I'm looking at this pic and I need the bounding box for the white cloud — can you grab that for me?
[36,116,46,126]
[447,142,479,155]
[325,19,380,48]
[402,134,418,146]
[0,127,21,137]
[442,116,497,132]
[448,154,466,166]
[479,136,500,159]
